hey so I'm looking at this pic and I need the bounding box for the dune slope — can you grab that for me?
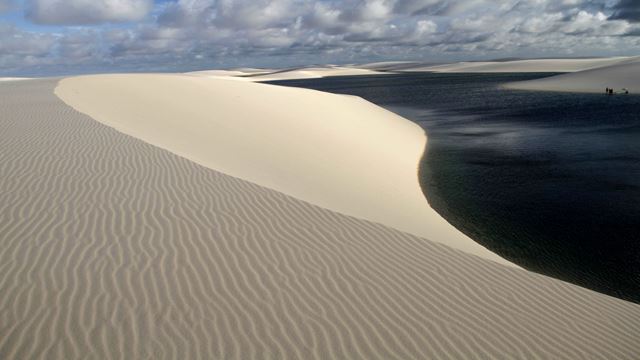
[55,74,508,265]
[1,79,639,359]
[505,58,640,93]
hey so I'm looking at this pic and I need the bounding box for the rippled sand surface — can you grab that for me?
[1,79,639,359]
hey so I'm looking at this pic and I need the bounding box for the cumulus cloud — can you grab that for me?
[562,10,631,35]
[26,0,153,25]
[609,0,640,22]
[0,23,57,72]
[1,0,640,75]
[0,24,54,56]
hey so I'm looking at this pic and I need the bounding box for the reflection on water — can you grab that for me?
[268,73,640,303]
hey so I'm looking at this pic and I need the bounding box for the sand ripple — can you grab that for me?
[0,79,639,359]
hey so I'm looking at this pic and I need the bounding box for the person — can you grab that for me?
[606,87,609,94]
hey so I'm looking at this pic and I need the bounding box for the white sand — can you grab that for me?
[185,66,384,81]
[230,67,275,73]
[55,73,511,266]
[187,57,639,82]
[246,66,384,81]
[355,61,422,71]
[404,57,634,73]
[505,57,640,93]
[2,79,640,358]
[0,77,30,81]
[187,69,274,79]
[187,69,254,77]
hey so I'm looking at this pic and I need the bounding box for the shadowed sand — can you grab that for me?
[1,78,640,359]
[55,74,508,265]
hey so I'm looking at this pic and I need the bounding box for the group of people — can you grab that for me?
[606,87,630,95]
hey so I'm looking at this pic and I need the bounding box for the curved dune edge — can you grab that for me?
[505,57,640,93]
[55,73,513,266]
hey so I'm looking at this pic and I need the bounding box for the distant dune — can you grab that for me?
[186,69,258,78]
[1,78,639,358]
[355,61,426,71]
[187,66,384,81]
[505,57,640,93]
[187,68,275,79]
[245,66,385,81]
[55,74,507,264]
[0,77,30,81]
[184,57,639,82]
[401,57,634,73]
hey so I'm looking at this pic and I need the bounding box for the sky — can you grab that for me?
[1,0,639,76]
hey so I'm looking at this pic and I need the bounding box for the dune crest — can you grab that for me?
[55,73,510,265]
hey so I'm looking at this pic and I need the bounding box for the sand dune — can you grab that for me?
[0,77,30,81]
[230,67,275,74]
[1,79,639,359]
[353,61,424,71]
[187,69,255,77]
[187,69,273,79]
[505,57,640,93]
[183,56,639,82]
[403,57,634,73]
[55,74,509,265]
[246,66,384,81]
[185,66,384,81]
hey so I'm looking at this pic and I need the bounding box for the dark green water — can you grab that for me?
[269,73,640,303]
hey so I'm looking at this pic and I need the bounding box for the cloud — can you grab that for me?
[2,0,640,75]
[0,0,13,12]
[26,0,153,25]
[562,10,630,35]
[393,0,446,15]
[609,0,640,22]
[0,23,57,72]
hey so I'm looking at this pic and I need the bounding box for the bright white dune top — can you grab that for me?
[186,66,383,81]
[56,73,512,266]
[0,77,31,81]
[404,57,634,73]
[505,57,640,93]
[244,66,385,81]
